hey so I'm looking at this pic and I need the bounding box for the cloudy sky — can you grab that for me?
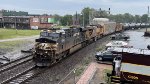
[0,0,150,15]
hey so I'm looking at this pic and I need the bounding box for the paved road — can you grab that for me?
[0,35,39,42]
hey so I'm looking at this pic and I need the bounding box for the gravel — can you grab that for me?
[0,61,34,83]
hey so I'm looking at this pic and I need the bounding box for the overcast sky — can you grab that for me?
[0,0,150,15]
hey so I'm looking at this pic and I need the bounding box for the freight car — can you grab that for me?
[110,47,150,84]
[33,18,123,66]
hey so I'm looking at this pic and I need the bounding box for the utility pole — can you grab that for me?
[82,12,85,27]
[89,10,91,25]
[2,16,4,28]
[14,12,17,34]
[146,6,149,32]
[75,11,79,26]
[2,18,4,28]
[15,16,17,29]
[1,10,4,28]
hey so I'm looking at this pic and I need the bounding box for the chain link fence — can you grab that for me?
[58,69,77,84]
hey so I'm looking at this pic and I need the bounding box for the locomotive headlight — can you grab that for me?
[52,45,57,48]
[45,51,48,53]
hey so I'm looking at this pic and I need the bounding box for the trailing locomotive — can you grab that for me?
[33,18,123,66]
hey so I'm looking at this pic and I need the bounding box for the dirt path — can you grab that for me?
[0,35,39,42]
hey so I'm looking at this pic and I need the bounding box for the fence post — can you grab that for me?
[73,69,76,84]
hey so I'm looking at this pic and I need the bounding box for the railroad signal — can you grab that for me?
[109,8,110,14]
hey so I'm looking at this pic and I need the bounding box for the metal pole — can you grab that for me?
[89,11,90,25]
[146,6,149,32]
[73,69,76,84]
[15,16,16,29]
[82,12,85,27]
[2,17,4,28]
[15,15,17,34]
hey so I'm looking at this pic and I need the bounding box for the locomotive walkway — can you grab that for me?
[0,35,39,42]
[76,62,112,84]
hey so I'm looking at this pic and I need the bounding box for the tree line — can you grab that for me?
[53,7,150,26]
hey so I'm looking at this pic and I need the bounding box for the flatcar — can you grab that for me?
[33,18,123,66]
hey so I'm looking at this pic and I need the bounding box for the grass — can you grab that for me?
[0,28,40,39]
[0,40,27,49]
[103,69,112,84]
[83,57,91,66]
[96,46,105,51]
[75,56,92,77]
[75,67,85,76]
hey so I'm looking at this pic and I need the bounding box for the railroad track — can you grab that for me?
[0,54,32,68]
[0,54,56,84]
[1,66,38,84]
[0,54,33,74]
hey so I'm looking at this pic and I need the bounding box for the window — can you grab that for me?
[62,45,63,49]
[48,33,59,38]
[40,32,48,37]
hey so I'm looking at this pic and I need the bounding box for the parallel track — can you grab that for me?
[1,66,37,84]
[0,55,33,74]
[0,54,32,68]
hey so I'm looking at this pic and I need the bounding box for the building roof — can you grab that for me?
[3,16,31,18]
[111,47,150,55]
[106,41,128,47]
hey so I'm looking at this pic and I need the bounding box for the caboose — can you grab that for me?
[110,47,150,84]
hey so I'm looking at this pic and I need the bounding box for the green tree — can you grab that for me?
[81,7,91,26]
[53,14,62,24]
[134,15,141,23]
[123,13,134,23]
[60,15,73,26]
[141,14,148,23]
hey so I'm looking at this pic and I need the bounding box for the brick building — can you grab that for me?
[0,10,55,29]
[30,15,54,29]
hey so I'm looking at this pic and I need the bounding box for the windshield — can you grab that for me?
[40,32,48,37]
[40,32,59,39]
[48,33,59,38]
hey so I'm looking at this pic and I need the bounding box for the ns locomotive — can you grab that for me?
[33,18,123,66]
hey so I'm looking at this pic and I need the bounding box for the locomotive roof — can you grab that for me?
[111,47,150,55]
